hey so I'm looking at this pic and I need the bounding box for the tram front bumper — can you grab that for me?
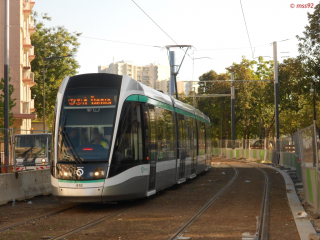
[52,186,103,202]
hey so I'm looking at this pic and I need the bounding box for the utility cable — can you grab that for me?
[131,0,193,60]
[240,0,254,59]
[78,36,162,48]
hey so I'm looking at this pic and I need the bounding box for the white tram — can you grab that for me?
[51,74,212,202]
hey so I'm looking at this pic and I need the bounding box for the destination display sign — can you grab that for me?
[67,96,113,106]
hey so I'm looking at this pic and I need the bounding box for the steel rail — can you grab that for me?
[0,204,79,233]
[236,160,270,240]
[257,167,270,240]
[51,207,131,240]
[166,163,239,240]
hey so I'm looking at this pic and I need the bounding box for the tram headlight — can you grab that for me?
[94,172,99,176]
[64,172,68,176]
[41,158,46,165]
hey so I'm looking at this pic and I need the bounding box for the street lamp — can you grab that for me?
[192,56,212,81]
[310,83,317,121]
[42,54,72,132]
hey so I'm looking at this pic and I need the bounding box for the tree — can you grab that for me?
[0,77,16,129]
[296,2,320,126]
[197,70,230,139]
[31,13,81,127]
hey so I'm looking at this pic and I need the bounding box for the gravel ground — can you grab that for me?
[182,159,300,240]
[0,158,300,240]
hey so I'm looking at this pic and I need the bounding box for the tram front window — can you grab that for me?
[15,135,48,159]
[58,88,118,162]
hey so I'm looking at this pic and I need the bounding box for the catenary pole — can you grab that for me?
[43,62,45,133]
[169,51,175,97]
[231,72,235,149]
[3,0,10,173]
[273,41,280,159]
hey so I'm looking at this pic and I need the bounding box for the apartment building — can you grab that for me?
[0,0,36,133]
[98,61,170,89]
[156,80,198,95]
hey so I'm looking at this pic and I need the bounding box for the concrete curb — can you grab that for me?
[243,159,316,240]
[0,169,52,206]
[216,157,316,240]
[268,165,316,240]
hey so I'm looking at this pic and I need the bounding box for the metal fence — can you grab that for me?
[0,128,51,174]
[212,139,257,150]
[293,124,318,167]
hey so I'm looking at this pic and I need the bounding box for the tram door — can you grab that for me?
[186,117,195,176]
[147,106,157,192]
[178,114,186,180]
[190,117,197,175]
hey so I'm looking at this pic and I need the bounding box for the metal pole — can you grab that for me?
[174,74,178,100]
[169,51,175,97]
[192,50,194,81]
[231,72,235,149]
[43,62,45,133]
[220,118,222,140]
[193,87,195,109]
[3,0,10,173]
[273,42,280,156]
[313,81,316,121]
[313,120,319,211]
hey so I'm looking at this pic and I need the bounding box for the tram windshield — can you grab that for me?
[15,134,50,158]
[58,88,118,163]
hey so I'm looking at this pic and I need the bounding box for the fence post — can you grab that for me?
[313,121,319,211]
[11,128,16,174]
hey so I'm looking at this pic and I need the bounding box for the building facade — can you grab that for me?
[98,61,170,89]
[0,0,36,133]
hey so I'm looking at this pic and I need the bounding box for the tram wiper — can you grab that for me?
[60,130,82,164]
[23,145,34,163]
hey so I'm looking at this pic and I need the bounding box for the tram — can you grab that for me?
[14,133,51,171]
[51,73,212,202]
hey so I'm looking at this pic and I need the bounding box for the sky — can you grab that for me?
[33,0,316,81]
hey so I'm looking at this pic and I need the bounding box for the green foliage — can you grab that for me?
[31,12,81,128]
[191,55,310,140]
[0,77,16,129]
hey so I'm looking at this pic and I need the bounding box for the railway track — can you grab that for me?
[35,164,239,240]
[166,159,270,240]
[0,204,79,233]
[166,163,239,240]
[51,207,131,240]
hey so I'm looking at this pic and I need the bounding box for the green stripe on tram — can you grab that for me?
[126,95,173,111]
[175,108,195,118]
[58,179,105,183]
[126,94,211,125]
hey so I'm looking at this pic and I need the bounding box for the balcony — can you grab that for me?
[22,102,30,114]
[23,35,32,54]
[29,19,35,35]
[23,0,35,18]
[23,55,30,70]
[22,72,36,87]
[28,46,35,61]
[30,99,35,112]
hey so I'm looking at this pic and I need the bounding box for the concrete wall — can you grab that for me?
[0,169,51,205]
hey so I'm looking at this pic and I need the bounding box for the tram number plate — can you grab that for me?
[76,184,83,188]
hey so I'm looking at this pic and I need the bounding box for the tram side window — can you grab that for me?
[111,102,144,174]
[185,117,192,156]
[197,120,206,155]
[193,118,197,156]
[155,107,166,162]
[164,109,175,160]
[154,106,175,161]
[205,124,212,160]
[147,105,157,162]
[177,113,186,154]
